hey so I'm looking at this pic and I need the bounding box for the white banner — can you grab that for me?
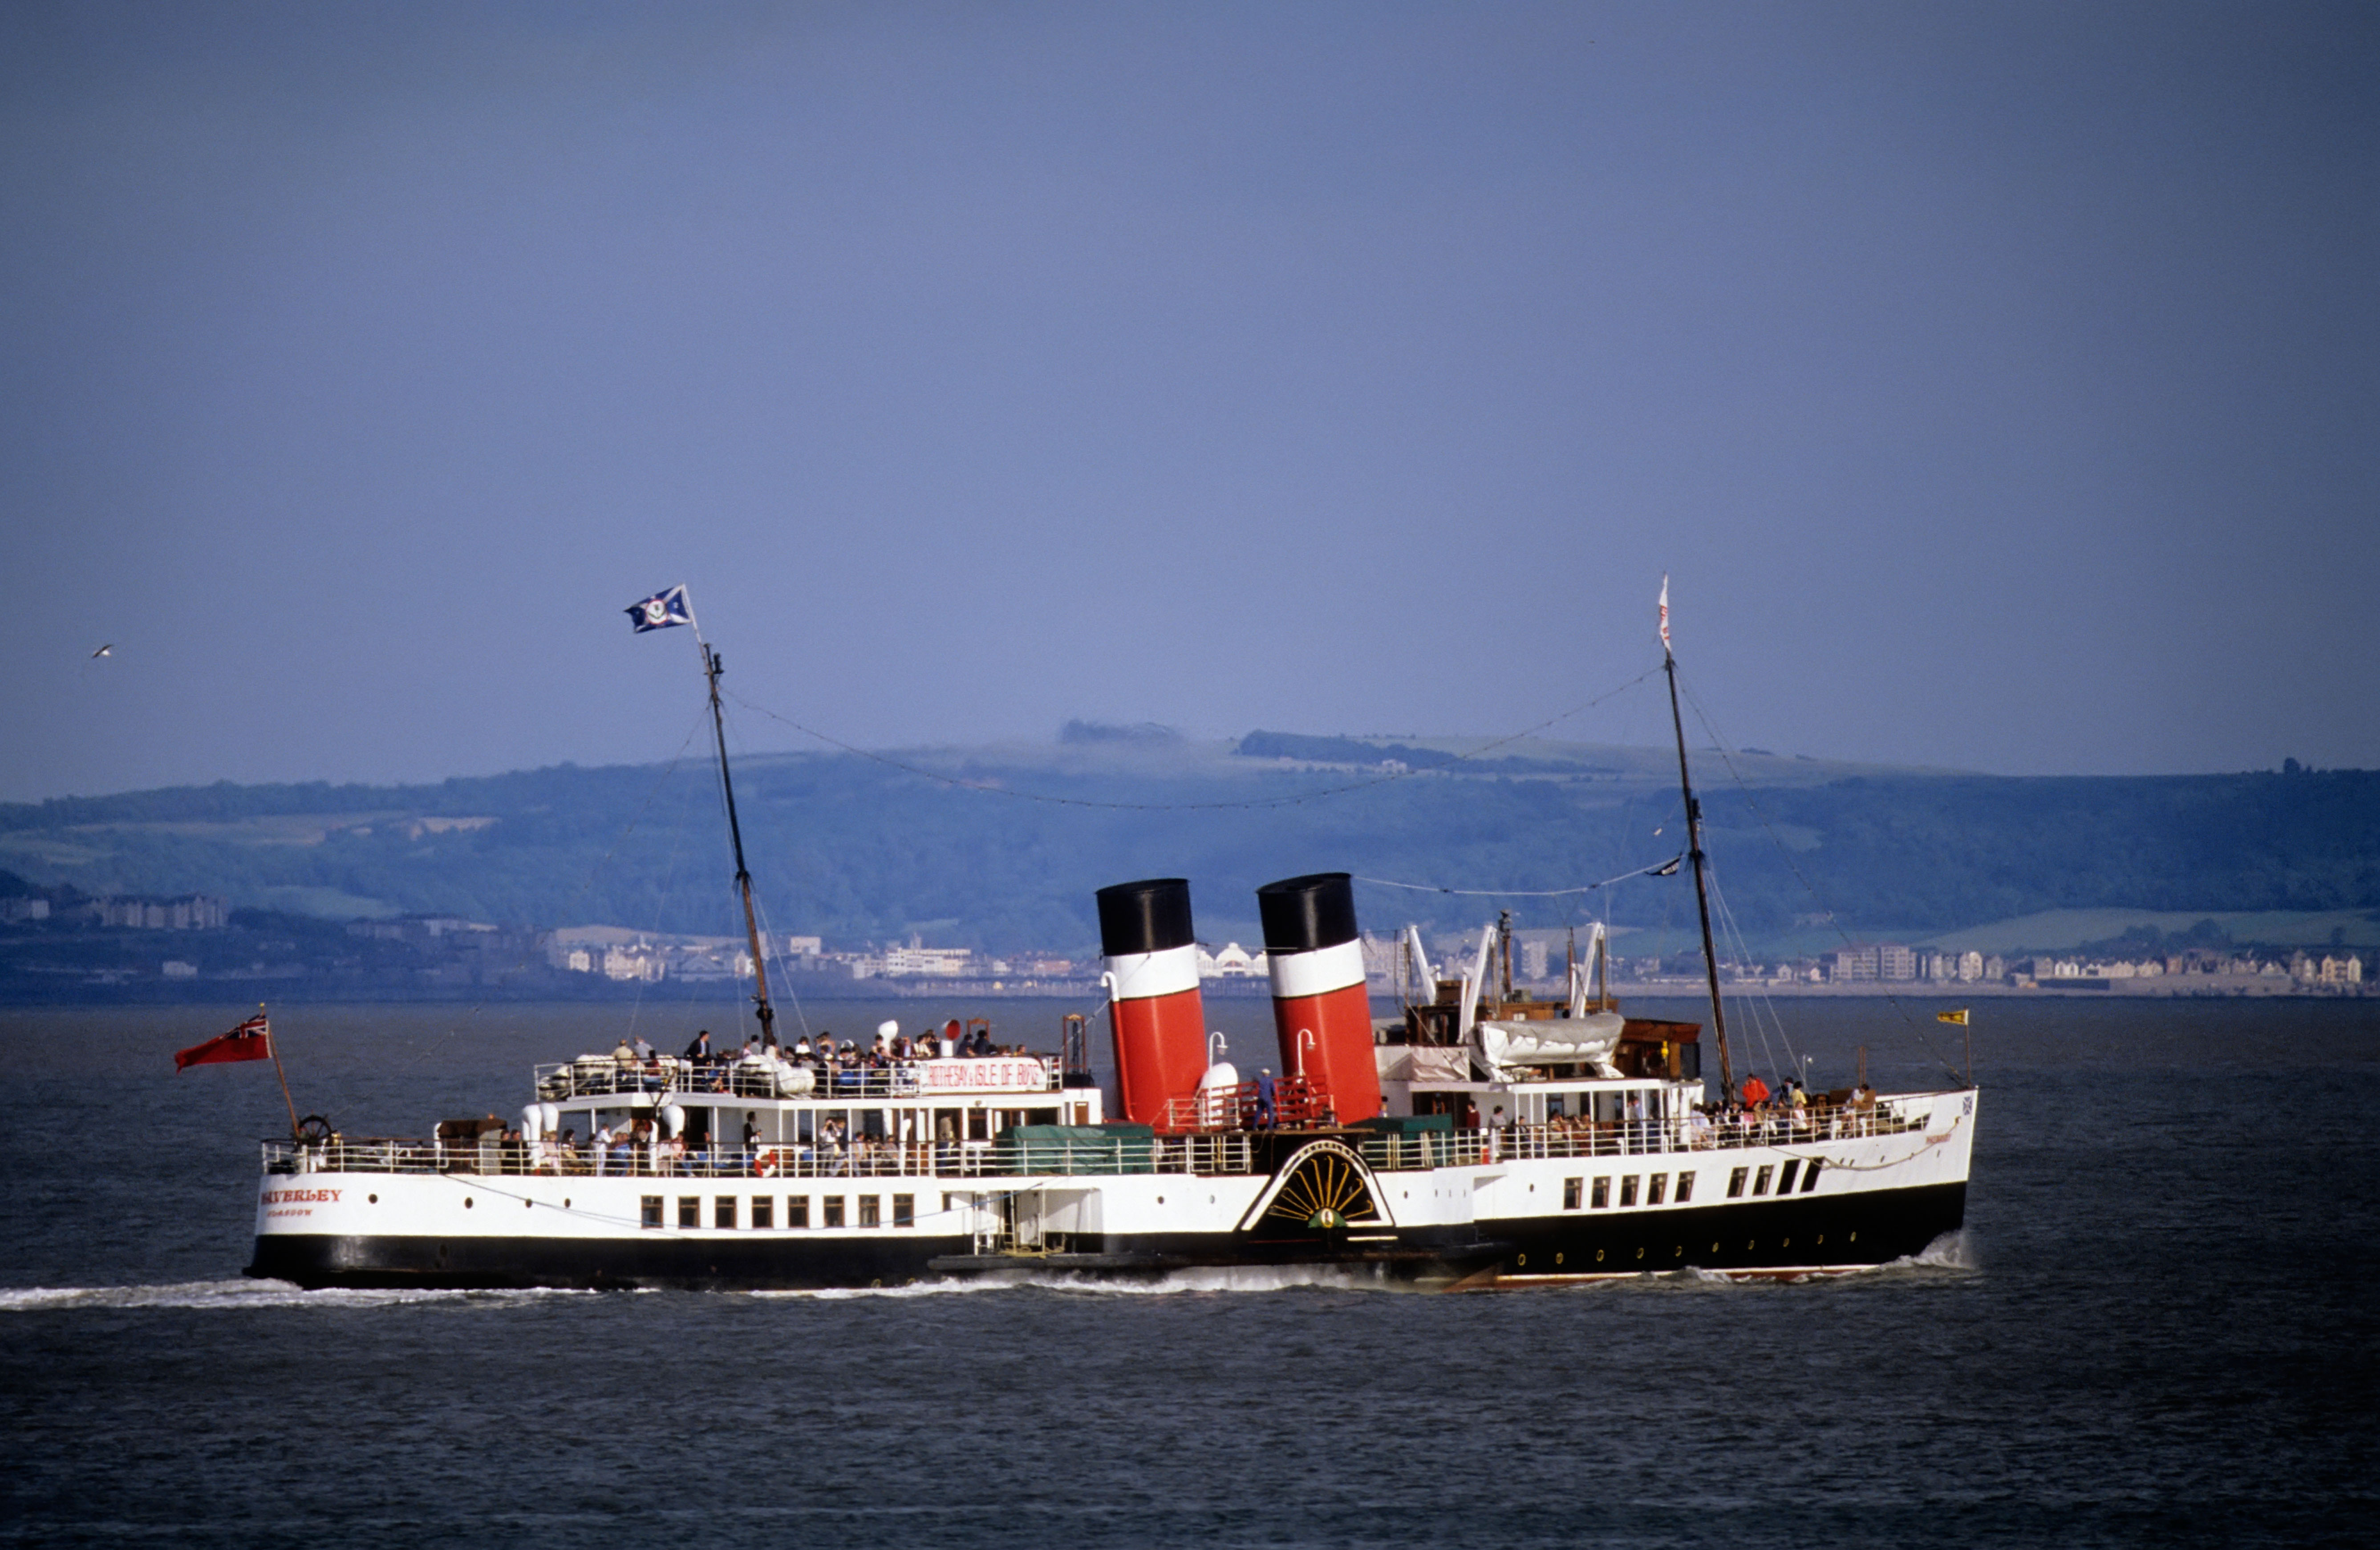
[915,1057,1049,1094]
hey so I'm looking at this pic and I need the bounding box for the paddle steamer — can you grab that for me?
[245,593,1975,1291]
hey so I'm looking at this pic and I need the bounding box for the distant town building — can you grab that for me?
[1199,943,1266,979]
[603,945,665,982]
[879,945,974,978]
[96,894,227,930]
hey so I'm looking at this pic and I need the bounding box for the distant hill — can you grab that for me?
[1,735,2372,955]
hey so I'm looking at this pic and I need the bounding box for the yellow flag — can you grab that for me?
[1937,1008,1970,1026]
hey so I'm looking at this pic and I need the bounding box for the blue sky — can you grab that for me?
[3,1,2372,801]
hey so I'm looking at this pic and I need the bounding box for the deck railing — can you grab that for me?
[261,1105,1928,1183]
[1355,1105,1924,1172]
[1155,1076,1334,1133]
[263,1133,1272,1182]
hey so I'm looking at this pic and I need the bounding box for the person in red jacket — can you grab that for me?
[1741,1074,1772,1107]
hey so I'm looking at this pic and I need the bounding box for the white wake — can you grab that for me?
[0,1279,590,1311]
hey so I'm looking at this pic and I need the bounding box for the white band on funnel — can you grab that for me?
[1268,937,1366,1000]
[1104,943,1200,1000]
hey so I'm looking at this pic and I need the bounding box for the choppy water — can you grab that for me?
[3,996,2374,1547]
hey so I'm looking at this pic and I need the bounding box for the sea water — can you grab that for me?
[1,996,2373,1547]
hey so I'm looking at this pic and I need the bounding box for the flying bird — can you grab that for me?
[90,644,112,658]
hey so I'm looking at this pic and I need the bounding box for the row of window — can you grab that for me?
[1559,1157,1824,1211]
[640,1192,928,1230]
[1727,1157,1823,1198]
[1562,1171,1691,1210]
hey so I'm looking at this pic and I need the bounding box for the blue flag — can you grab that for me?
[626,585,693,633]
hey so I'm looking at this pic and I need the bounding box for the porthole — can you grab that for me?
[1710,1242,1719,1252]
[367,1194,378,1204]
[564,1199,571,1209]
[525,1199,534,1209]
[1782,1237,1790,1248]
[1517,1254,1527,1267]
[1849,1231,1857,1242]
[1556,1252,1564,1266]
[1672,1246,1682,1257]
[1816,1234,1824,1245]
[1746,1240,1754,1251]
[464,1198,474,1209]
[1634,1247,1644,1260]
[1595,1249,1604,1263]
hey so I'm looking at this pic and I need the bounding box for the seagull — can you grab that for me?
[90,644,112,658]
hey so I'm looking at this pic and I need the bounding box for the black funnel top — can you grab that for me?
[1256,872,1358,953]
[1096,878,1195,957]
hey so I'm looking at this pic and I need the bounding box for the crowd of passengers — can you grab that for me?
[451,1110,1013,1180]
[584,1020,1040,1096]
[1451,1075,1893,1153]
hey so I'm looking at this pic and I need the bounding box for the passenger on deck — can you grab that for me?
[1740,1074,1771,1107]
[743,1112,762,1154]
[684,1030,713,1064]
[1462,1098,1480,1130]
[1255,1068,1277,1127]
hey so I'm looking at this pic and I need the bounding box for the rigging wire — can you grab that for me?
[1352,856,1682,898]
[719,664,1666,814]
[1671,668,1967,1085]
[393,709,713,1081]
[1703,859,1801,1087]
[620,753,696,1051]
[746,888,812,1042]
[711,697,816,1044]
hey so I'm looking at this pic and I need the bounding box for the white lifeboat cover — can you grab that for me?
[1473,1012,1625,1078]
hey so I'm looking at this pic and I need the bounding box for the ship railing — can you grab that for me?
[1154,1077,1334,1135]
[261,1105,1926,1180]
[260,1135,1272,1180]
[531,1056,1063,1101]
[1356,1107,1923,1171]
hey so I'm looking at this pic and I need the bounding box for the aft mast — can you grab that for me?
[702,642,779,1051]
[627,584,778,1051]
[1659,577,1735,1101]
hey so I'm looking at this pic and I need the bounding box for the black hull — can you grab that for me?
[247,1181,1964,1292]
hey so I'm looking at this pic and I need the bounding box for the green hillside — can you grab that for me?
[1,734,2372,956]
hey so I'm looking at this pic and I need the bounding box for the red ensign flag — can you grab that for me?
[175,1015,272,1072]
